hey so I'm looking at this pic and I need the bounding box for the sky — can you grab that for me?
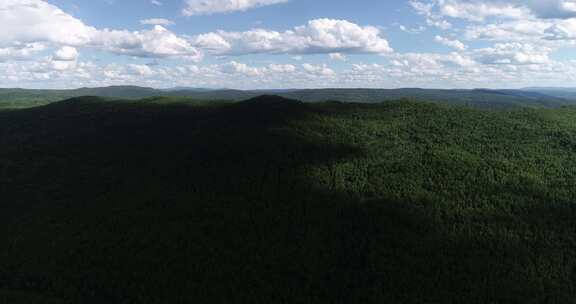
[2,0,576,89]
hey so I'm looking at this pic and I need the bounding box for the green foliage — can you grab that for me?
[0,96,575,303]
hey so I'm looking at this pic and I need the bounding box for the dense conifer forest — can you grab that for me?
[1,95,575,303]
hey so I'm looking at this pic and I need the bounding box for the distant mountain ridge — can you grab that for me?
[1,85,575,109]
[522,87,576,99]
[523,87,576,92]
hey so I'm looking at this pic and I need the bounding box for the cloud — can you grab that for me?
[409,0,452,29]
[268,64,297,73]
[0,56,336,89]
[434,36,467,50]
[127,64,154,76]
[5,53,576,90]
[192,19,393,56]
[183,0,289,16]
[1,1,389,63]
[412,0,576,53]
[0,0,201,60]
[464,19,550,41]
[140,18,175,26]
[438,0,530,22]
[90,26,203,60]
[517,0,576,19]
[49,59,78,71]
[53,46,79,61]
[399,25,426,34]
[346,47,573,89]
[411,0,576,21]
[4,0,576,90]
[151,0,163,6]
[0,43,46,61]
[329,53,347,61]
[0,0,93,47]
[463,18,576,46]
[471,43,551,65]
[221,61,265,76]
[220,61,297,76]
[545,19,576,40]
[302,64,336,76]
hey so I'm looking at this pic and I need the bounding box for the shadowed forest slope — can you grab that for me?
[0,96,575,303]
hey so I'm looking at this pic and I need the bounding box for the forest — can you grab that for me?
[0,95,575,303]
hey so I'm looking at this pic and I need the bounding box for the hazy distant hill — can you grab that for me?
[1,86,574,109]
[278,88,569,108]
[0,86,159,109]
[100,87,575,108]
[73,85,159,98]
[524,87,576,92]
[160,87,220,92]
[523,87,576,100]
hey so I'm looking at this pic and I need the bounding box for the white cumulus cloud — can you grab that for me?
[435,36,467,50]
[0,43,46,61]
[183,0,289,16]
[302,63,336,77]
[53,46,79,61]
[0,0,93,47]
[192,19,393,56]
[0,0,201,60]
[471,43,551,65]
[411,0,576,21]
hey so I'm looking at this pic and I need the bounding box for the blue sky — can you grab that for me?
[2,0,576,89]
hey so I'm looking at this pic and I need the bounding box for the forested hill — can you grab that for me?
[1,95,576,303]
[1,86,573,109]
